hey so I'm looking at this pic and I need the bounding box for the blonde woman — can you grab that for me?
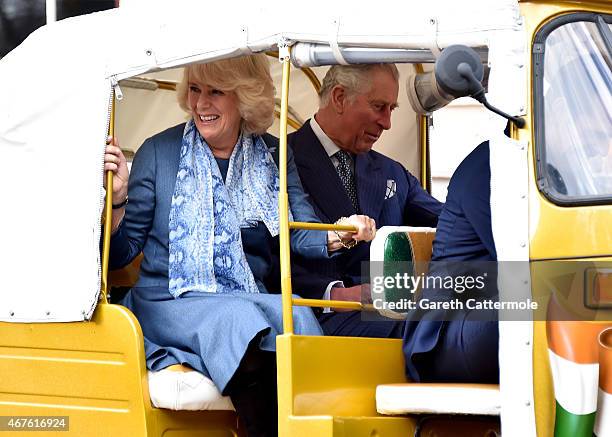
[104,54,376,436]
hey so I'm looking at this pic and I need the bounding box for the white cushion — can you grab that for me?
[376,383,500,416]
[148,369,234,411]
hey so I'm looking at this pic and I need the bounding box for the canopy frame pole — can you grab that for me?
[278,42,295,335]
[100,92,116,305]
[413,63,430,192]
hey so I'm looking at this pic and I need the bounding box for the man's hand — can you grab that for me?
[339,214,376,242]
[330,284,372,312]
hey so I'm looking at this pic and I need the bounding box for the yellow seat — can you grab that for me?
[369,226,436,318]
[147,366,234,411]
[376,383,501,416]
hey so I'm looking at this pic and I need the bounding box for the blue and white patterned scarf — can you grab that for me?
[168,120,292,298]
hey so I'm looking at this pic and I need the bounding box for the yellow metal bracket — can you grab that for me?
[266,50,321,93]
[289,221,355,232]
[293,298,377,312]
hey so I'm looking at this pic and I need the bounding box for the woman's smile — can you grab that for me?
[188,79,242,156]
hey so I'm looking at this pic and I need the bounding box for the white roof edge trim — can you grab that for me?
[103,0,522,79]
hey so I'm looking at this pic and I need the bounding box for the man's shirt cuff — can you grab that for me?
[323,280,344,313]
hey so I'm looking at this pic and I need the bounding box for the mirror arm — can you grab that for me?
[458,62,525,129]
[481,100,526,129]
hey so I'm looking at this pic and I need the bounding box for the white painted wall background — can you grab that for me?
[430,97,492,201]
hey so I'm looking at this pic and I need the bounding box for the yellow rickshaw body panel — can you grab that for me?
[0,304,240,436]
[520,0,612,261]
[519,2,612,436]
[532,320,555,437]
[531,195,612,260]
[276,334,416,436]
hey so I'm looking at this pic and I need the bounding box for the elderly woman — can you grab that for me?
[104,54,375,437]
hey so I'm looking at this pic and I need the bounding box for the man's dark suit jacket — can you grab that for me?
[287,120,443,300]
[403,141,499,383]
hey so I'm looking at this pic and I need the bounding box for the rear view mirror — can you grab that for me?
[407,45,525,128]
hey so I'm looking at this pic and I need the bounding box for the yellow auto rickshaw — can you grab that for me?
[0,0,610,436]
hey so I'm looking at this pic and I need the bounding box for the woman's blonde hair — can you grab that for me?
[177,54,275,135]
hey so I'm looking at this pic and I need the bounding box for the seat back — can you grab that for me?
[370,226,436,265]
[369,226,436,318]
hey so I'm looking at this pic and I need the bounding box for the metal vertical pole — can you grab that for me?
[100,94,116,304]
[278,44,294,334]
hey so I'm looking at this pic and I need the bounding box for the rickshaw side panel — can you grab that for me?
[276,334,417,436]
[520,2,612,436]
[0,304,149,435]
[522,1,612,261]
[149,409,240,437]
[532,320,555,437]
[0,304,241,436]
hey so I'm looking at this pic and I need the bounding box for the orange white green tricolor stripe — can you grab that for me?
[547,306,607,437]
[547,320,600,437]
[596,328,612,437]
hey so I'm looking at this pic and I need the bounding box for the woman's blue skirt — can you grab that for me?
[120,287,322,394]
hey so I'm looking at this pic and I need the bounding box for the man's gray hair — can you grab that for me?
[318,64,399,106]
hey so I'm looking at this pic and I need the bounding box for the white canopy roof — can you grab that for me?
[0,0,525,322]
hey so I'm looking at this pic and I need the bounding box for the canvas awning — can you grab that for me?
[0,0,525,322]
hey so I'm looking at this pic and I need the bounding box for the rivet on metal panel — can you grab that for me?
[240,26,248,47]
[526,401,531,407]
[145,49,152,56]
[9,311,14,317]
[520,242,526,248]
[46,311,50,316]
[277,38,290,62]
[519,106,525,113]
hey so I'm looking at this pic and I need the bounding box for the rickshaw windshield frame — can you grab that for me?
[533,12,612,207]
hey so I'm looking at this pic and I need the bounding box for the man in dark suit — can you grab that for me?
[403,140,499,383]
[287,64,443,338]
